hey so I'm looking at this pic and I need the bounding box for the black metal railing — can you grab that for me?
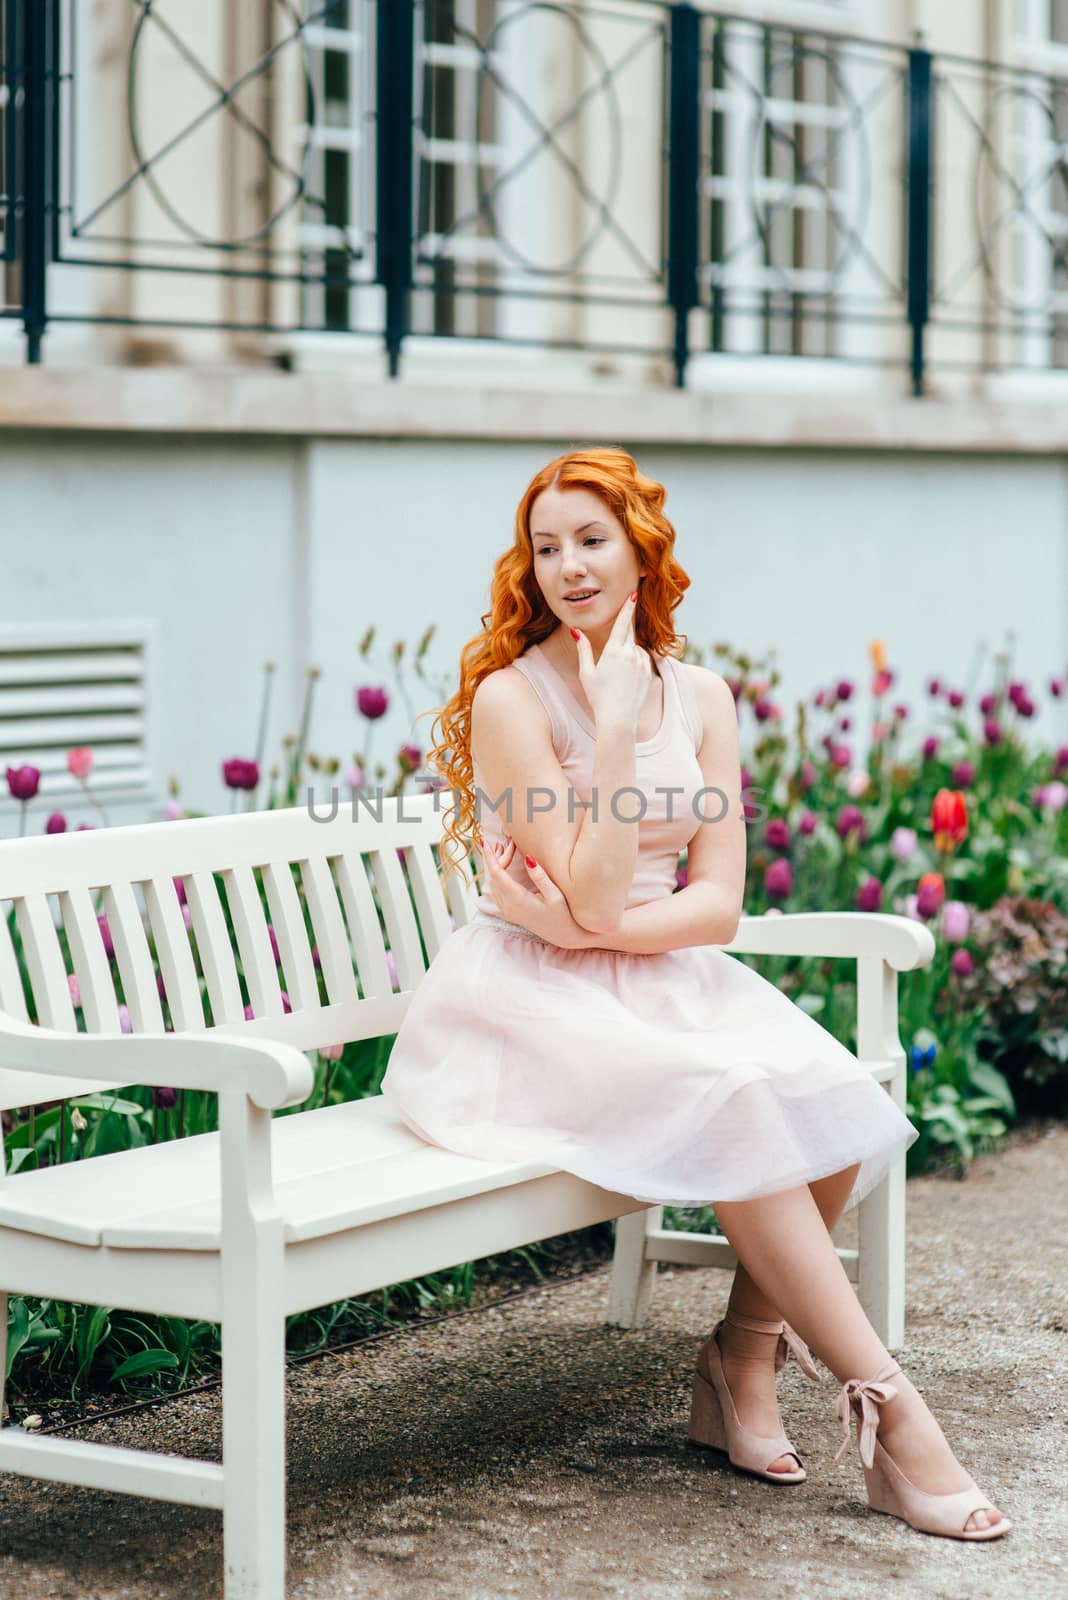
[4,0,1068,392]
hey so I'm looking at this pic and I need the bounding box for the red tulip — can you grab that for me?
[931,788,967,852]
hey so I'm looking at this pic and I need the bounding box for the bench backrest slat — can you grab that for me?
[102,880,166,1033]
[144,876,207,1031]
[59,886,122,1033]
[0,797,474,1113]
[16,895,77,1032]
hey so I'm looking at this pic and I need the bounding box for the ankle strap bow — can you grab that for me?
[777,1322,821,1383]
[833,1363,901,1468]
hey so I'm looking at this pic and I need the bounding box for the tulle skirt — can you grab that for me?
[379,913,918,1213]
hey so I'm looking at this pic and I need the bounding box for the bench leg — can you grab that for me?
[857,1110,907,1349]
[221,1303,287,1600]
[605,1206,661,1327]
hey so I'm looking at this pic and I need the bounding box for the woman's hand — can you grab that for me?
[573,591,651,733]
[478,834,594,950]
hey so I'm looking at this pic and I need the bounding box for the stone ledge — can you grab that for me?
[2,366,1068,453]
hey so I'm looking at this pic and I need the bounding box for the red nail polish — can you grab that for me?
[569,627,580,640]
[524,854,537,869]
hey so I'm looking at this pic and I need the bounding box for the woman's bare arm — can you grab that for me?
[471,666,640,934]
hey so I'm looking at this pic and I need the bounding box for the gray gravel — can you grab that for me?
[1,1123,1065,1599]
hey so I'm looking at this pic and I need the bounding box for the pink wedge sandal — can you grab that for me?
[687,1307,821,1484]
[834,1359,1012,1540]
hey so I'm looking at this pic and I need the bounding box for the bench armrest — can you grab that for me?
[723,912,936,972]
[0,1011,314,1110]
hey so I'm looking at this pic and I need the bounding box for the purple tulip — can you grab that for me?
[916,880,943,919]
[764,818,791,853]
[753,697,773,723]
[45,812,67,834]
[222,758,259,792]
[927,677,941,697]
[979,692,996,715]
[156,970,168,1003]
[311,944,322,970]
[386,950,399,989]
[855,878,883,912]
[1015,695,1035,719]
[799,811,817,836]
[163,800,185,822]
[6,764,40,802]
[890,826,917,861]
[244,1004,256,1020]
[836,805,865,840]
[941,901,971,943]
[1056,746,1068,778]
[356,686,389,720]
[922,735,939,761]
[835,679,854,702]
[951,760,976,788]
[983,717,1002,746]
[764,858,793,900]
[799,760,816,792]
[117,1003,132,1034]
[813,689,826,708]
[830,743,851,770]
[152,1086,178,1109]
[740,765,753,795]
[1008,680,1026,706]
[675,865,688,892]
[1051,678,1064,699]
[76,823,94,832]
[1035,780,1068,814]
[946,690,964,710]
[97,915,114,959]
[267,924,281,966]
[398,742,422,770]
[281,991,292,1014]
[173,876,188,905]
[950,948,974,978]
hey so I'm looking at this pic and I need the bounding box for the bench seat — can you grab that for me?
[0,1094,561,1251]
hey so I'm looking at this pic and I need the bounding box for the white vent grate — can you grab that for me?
[0,622,159,810]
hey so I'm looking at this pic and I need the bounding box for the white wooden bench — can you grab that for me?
[0,794,934,1598]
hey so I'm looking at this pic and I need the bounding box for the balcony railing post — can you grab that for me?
[376,0,415,379]
[667,2,701,389]
[905,42,933,398]
[22,0,53,365]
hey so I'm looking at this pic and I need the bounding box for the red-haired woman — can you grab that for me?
[380,449,1009,1541]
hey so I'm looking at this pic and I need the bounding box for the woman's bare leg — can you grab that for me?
[713,1176,1003,1531]
[715,1165,861,1474]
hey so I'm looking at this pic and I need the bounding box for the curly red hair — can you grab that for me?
[426,448,691,875]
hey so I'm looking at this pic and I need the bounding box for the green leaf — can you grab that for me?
[70,1094,147,1117]
[111,1349,180,1381]
[795,993,826,1016]
[969,1060,1016,1116]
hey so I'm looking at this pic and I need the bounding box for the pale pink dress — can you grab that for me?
[380,643,917,1212]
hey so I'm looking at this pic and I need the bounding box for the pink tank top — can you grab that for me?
[473,641,707,914]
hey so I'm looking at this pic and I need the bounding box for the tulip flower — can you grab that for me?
[117,1004,132,1034]
[940,901,970,943]
[839,716,852,732]
[764,858,793,900]
[163,800,185,821]
[946,690,964,709]
[799,760,816,792]
[951,760,976,788]
[753,697,774,722]
[386,950,399,989]
[6,764,40,802]
[872,668,894,697]
[950,948,974,978]
[152,1086,178,1109]
[356,686,389,720]
[836,804,865,840]
[890,826,917,861]
[67,748,94,781]
[921,735,939,761]
[674,865,688,892]
[764,818,791,853]
[846,769,870,799]
[979,692,996,715]
[830,743,851,769]
[916,871,946,918]
[1056,746,1068,778]
[983,717,1002,746]
[318,1042,345,1062]
[835,679,854,702]
[1034,780,1068,814]
[45,812,67,834]
[1051,678,1064,698]
[856,878,883,912]
[97,915,114,959]
[398,743,422,772]
[222,758,260,792]
[872,721,890,742]
[799,811,817,836]
[927,677,941,697]
[931,788,968,851]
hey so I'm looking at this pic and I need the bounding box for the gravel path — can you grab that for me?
[1,1123,1064,1599]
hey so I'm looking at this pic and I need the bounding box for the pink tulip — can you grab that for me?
[385,951,399,989]
[950,948,974,978]
[940,901,971,943]
[674,865,688,891]
[799,760,816,792]
[163,800,185,821]
[927,678,941,697]
[836,805,865,840]
[45,812,67,834]
[117,1004,132,1034]
[67,972,81,1009]
[983,718,1002,746]
[855,878,883,912]
[830,743,851,769]
[67,748,94,781]
[951,760,976,788]
[890,826,917,862]
[1035,780,1068,814]
[764,818,791,853]
[922,736,939,761]
[979,692,996,715]
[798,811,817,836]
[6,764,40,802]
[1056,746,1068,778]
[846,769,870,799]
[97,915,114,958]
[946,690,964,709]
[345,763,366,791]
[836,679,854,702]
[764,859,793,900]
[318,1042,344,1061]
[356,686,389,720]
[222,758,259,792]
